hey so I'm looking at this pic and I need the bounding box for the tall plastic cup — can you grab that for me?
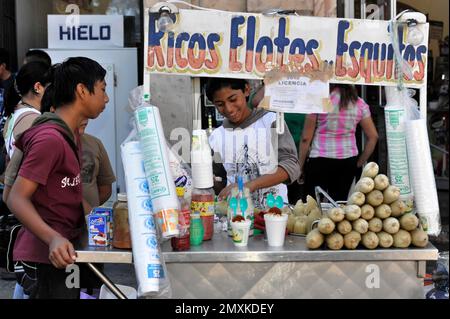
[155,209,179,238]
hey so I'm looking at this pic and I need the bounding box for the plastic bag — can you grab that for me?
[385,87,442,236]
[127,86,193,200]
[121,138,172,299]
[426,251,449,299]
[384,87,417,203]
[121,88,177,298]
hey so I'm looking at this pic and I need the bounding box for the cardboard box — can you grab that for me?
[88,213,110,247]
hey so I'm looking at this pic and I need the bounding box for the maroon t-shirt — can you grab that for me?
[13,123,84,264]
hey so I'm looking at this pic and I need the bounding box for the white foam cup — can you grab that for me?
[264,214,288,247]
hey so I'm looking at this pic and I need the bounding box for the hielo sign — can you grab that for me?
[48,15,124,49]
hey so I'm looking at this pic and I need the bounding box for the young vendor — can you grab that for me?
[206,78,300,208]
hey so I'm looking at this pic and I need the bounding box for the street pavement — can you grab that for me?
[0,264,136,299]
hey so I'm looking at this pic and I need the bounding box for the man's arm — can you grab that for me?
[96,138,115,206]
[2,149,24,203]
[2,185,11,203]
[358,116,379,167]
[299,114,317,178]
[246,167,289,192]
[98,184,112,206]
[276,122,301,184]
[7,176,77,269]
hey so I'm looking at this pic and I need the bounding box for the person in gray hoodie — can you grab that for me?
[206,78,300,209]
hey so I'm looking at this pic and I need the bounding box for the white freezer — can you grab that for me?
[44,48,138,204]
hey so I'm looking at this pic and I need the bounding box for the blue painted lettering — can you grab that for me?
[59,25,111,41]
[100,26,111,40]
[78,25,88,40]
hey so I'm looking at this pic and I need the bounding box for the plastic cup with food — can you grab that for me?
[231,215,251,247]
[264,207,289,247]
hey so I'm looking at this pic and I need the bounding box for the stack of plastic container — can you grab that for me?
[190,130,215,241]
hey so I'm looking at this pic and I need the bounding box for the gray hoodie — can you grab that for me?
[213,108,300,186]
[4,112,80,186]
[214,109,300,200]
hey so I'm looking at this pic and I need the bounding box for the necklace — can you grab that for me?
[19,100,36,109]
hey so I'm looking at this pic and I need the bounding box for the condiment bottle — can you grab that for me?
[190,129,215,241]
[112,193,132,249]
[191,186,215,241]
[171,187,191,251]
[190,214,204,246]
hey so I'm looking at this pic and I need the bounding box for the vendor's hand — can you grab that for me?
[218,183,236,201]
[48,235,77,269]
[245,180,257,193]
[297,169,305,184]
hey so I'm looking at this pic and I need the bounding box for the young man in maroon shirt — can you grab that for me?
[7,57,109,299]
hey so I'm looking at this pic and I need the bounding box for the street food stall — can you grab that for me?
[75,1,442,300]
[76,232,437,299]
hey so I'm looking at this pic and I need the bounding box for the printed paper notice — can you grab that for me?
[264,77,331,114]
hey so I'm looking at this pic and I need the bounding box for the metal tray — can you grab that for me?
[289,232,307,237]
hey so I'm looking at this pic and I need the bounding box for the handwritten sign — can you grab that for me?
[144,9,429,87]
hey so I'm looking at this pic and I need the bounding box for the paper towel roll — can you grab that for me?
[135,105,179,236]
[121,141,162,296]
[405,119,441,236]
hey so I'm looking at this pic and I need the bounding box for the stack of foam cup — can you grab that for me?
[135,104,179,239]
[405,119,441,236]
[191,130,214,188]
[121,141,161,297]
[384,87,414,202]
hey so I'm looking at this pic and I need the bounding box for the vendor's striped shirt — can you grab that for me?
[309,89,371,159]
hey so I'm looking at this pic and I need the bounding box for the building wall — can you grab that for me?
[401,0,449,74]
[15,0,53,65]
[0,0,18,71]
[403,0,448,38]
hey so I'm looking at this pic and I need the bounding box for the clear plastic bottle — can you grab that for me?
[112,193,132,249]
[171,187,191,251]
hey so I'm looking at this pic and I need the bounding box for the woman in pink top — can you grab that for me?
[299,85,379,201]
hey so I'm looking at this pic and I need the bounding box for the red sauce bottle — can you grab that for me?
[171,188,191,251]
[191,187,215,241]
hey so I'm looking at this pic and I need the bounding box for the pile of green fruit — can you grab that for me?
[286,196,322,235]
[306,162,429,250]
